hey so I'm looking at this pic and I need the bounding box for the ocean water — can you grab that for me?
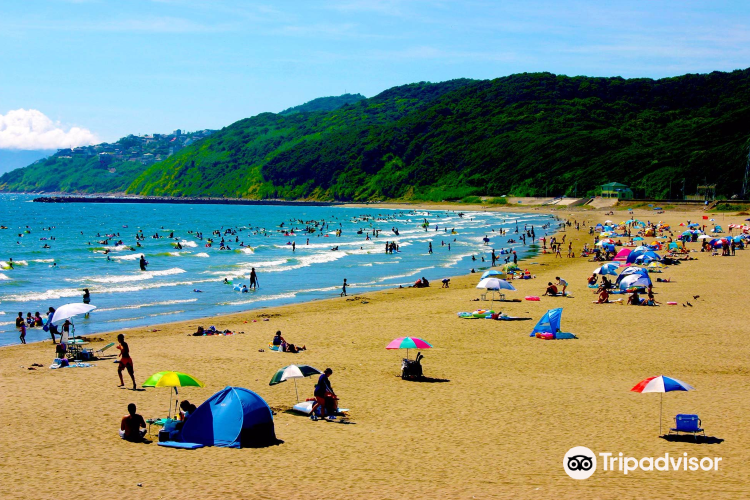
[0,194,557,345]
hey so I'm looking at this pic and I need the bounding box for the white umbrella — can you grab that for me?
[50,303,96,325]
[697,235,711,240]
[477,278,516,305]
[269,364,322,402]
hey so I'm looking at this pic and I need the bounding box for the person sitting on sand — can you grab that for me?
[646,287,658,306]
[596,287,610,304]
[119,403,147,442]
[588,274,598,286]
[178,400,197,422]
[273,330,306,353]
[543,282,559,296]
[311,368,337,421]
[627,291,642,306]
[602,276,613,289]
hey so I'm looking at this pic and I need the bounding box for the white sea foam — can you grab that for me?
[194,252,210,258]
[0,273,10,280]
[81,267,186,284]
[95,298,198,312]
[179,240,198,248]
[110,254,142,261]
[218,292,296,306]
[32,258,55,263]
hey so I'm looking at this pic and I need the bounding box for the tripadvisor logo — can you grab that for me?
[563,447,722,479]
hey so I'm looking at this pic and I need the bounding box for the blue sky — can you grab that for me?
[1,0,749,145]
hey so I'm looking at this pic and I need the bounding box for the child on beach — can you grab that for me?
[16,312,26,344]
[117,334,137,390]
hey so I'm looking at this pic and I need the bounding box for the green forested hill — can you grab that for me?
[4,70,750,200]
[279,93,366,115]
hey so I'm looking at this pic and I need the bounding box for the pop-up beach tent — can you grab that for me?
[530,308,577,340]
[178,386,277,448]
[615,266,648,286]
[613,248,631,262]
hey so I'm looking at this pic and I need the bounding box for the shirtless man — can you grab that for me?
[120,403,147,441]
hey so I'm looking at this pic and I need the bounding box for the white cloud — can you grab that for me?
[0,109,98,150]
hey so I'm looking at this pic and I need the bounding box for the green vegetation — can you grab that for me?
[711,203,750,212]
[279,93,366,115]
[3,70,750,200]
[487,197,509,205]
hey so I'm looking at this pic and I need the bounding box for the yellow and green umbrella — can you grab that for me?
[143,371,204,418]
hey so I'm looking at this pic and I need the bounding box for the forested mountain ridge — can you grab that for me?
[3,70,750,200]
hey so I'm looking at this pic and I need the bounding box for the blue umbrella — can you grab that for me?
[481,270,504,279]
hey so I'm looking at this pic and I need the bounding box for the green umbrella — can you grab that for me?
[142,371,204,418]
[269,364,321,402]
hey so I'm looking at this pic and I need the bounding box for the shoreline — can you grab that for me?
[2,206,747,498]
[0,205,557,349]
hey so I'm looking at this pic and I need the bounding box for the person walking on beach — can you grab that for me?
[45,307,58,344]
[116,334,137,390]
[16,312,26,344]
[341,278,347,297]
[139,255,148,271]
[428,242,433,254]
[249,267,258,289]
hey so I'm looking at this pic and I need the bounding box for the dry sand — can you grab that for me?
[1,207,748,499]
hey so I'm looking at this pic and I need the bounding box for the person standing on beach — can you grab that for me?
[341,279,347,297]
[16,312,26,344]
[513,251,518,265]
[491,250,497,266]
[428,242,433,254]
[116,334,137,390]
[249,267,258,289]
[45,307,58,344]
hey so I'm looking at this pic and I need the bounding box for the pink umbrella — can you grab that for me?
[386,337,432,359]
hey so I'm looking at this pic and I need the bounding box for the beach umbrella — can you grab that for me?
[49,303,96,325]
[631,375,695,435]
[269,364,322,402]
[143,371,205,418]
[477,277,516,291]
[477,277,516,305]
[697,235,711,240]
[480,269,503,279]
[593,263,618,276]
[633,236,644,241]
[386,336,432,359]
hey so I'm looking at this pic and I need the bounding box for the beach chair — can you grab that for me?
[669,414,705,441]
[96,342,115,355]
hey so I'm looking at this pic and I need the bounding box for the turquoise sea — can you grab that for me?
[0,194,558,345]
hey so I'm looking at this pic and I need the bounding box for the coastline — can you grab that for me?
[3,205,747,499]
[0,202,558,349]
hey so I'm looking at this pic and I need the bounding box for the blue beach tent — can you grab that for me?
[530,308,577,340]
[178,386,277,448]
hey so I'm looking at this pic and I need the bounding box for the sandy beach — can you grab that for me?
[1,205,748,499]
